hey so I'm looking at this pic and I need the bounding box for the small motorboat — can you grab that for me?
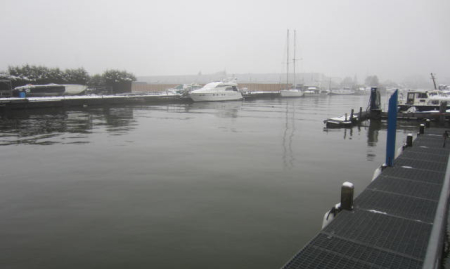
[324,114,358,128]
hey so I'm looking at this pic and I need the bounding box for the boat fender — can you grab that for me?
[371,164,387,181]
[395,146,403,158]
[322,203,341,228]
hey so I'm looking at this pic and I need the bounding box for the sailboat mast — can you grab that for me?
[293,30,296,89]
[431,73,437,90]
[286,29,289,89]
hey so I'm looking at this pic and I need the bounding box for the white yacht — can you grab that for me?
[303,86,328,97]
[189,81,243,102]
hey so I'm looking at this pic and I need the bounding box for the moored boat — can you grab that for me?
[280,29,304,98]
[398,90,450,112]
[189,81,243,102]
[280,89,304,97]
[324,114,358,128]
[303,86,328,97]
[13,83,87,97]
[166,83,201,96]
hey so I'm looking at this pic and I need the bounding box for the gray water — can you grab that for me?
[0,96,420,269]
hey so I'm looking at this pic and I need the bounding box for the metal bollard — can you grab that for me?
[425,119,431,128]
[341,182,354,211]
[407,133,413,147]
[420,124,425,134]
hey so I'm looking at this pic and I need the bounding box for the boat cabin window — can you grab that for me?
[406,93,415,104]
[225,86,238,91]
[417,93,428,98]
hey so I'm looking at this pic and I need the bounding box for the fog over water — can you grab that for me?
[1,0,449,83]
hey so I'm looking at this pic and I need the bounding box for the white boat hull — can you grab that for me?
[190,91,243,102]
[280,89,304,98]
[324,115,357,128]
[303,91,328,97]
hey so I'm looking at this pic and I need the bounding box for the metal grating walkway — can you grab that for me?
[283,127,450,269]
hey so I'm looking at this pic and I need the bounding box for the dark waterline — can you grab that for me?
[0,96,422,269]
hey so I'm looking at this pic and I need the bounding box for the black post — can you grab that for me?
[440,101,447,124]
[359,107,363,121]
[420,124,425,134]
[440,101,447,113]
[341,182,354,211]
[407,134,413,147]
[425,119,431,128]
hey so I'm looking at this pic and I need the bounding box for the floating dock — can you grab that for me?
[0,94,187,111]
[383,111,450,122]
[283,126,450,269]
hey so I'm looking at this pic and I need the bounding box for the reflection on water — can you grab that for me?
[367,120,381,146]
[0,107,136,145]
[366,120,382,161]
[322,118,423,161]
[282,100,296,169]
[185,101,243,118]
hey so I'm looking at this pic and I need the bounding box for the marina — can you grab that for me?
[2,0,449,267]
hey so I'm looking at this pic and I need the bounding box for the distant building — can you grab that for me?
[137,72,327,85]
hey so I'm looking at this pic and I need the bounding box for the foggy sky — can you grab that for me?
[1,0,449,83]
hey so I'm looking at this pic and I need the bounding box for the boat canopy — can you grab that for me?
[191,82,238,93]
[14,83,61,90]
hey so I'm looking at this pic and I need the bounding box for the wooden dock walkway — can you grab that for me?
[282,126,450,269]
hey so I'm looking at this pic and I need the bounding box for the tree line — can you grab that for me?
[1,65,136,88]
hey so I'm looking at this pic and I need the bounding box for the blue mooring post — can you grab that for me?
[385,90,398,166]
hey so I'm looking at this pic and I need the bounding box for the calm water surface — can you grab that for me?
[0,95,420,269]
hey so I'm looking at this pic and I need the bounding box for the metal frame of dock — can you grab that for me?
[283,127,450,269]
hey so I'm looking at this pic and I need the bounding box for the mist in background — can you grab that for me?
[1,0,449,84]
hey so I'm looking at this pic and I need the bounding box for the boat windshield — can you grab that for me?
[417,92,428,98]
